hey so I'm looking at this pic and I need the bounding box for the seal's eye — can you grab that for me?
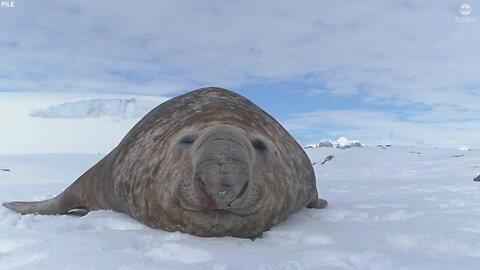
[251,139,267,152]
[171,135,197,163]
[179,135,197,145]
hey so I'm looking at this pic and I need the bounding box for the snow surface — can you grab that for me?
[1,146,480,269]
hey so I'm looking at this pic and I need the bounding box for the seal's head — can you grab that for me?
[174,124,273,216]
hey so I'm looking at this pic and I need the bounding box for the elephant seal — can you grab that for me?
[3,87,327,238]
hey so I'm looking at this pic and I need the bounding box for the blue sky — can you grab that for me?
[1,0,480,148]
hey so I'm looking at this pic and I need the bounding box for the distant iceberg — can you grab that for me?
[305,137,363,149]
[30,98,162,119]
[318,139,335,148]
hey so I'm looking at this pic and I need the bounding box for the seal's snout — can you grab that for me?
[191,124,255,211]
[195,172,250,210]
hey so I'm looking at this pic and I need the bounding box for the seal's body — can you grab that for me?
[3,87,327,238]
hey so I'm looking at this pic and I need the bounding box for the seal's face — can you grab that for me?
[173,124,272,216]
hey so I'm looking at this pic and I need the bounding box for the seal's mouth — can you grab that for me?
[195,176,250,211]
[227,181,249,207]
[177,176,263,217]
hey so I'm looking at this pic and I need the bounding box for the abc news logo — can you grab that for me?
[457,4,477,23]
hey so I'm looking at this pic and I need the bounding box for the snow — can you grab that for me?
[336,136,351,148]
[2,146,480,269]
[305,144,320,149]
[460,146,472,151]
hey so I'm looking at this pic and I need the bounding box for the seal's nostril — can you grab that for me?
[237,181,249,199]
[196,177,205,187]
[196,177,208,195]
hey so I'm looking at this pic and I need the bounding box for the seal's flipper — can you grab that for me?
[3,176,91,215]
[3,155,111,216]
[2,193,87,215]
[307,198,328,209]
[66,207,90,217]
[249,232,263,241]
[3,200,56,215]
